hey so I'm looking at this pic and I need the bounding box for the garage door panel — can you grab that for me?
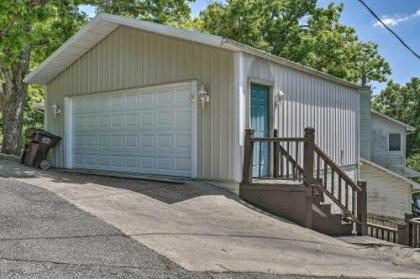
[71,83,193,177]
[72,154,191,176]
[74,134,191,149]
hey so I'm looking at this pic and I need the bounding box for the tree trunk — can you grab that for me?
[1,47,31,156]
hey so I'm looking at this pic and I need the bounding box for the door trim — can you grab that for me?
[63,81,198,178]
[249,82,271,177]
[247,79,274,136]
[64,97,73,169]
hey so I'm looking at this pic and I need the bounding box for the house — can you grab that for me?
[24,13,361,192]
[359,89,418,224]
[360,159,415,222]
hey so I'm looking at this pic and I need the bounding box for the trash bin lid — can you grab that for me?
[31,129,62,140]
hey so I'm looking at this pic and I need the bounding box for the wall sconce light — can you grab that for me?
[51,103,61,117]
[198,85,210,109]
[274,90,284,105]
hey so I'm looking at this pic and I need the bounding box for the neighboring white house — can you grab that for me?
[359,89,418,222]
[24,13,361,193]
[360,159,415,221]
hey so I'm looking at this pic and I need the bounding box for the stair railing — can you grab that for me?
[242,127,368,235]
[311,144,367,235]
[242,129,305,183]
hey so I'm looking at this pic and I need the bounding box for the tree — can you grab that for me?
[0,0,87,155]
[199,0,390,85]
[372,78,420,156]
[354,42,391,86]
[0,0,197,155]
[85,0,195,27]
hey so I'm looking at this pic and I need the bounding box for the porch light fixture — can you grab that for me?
[51,103,61,117]
[274,89,284,105]
[198,85,210,109]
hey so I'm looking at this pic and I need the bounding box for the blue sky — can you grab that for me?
[81,0,420,94]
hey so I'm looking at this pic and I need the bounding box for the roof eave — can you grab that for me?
[371,110,416,132]
[361,158,420,188]
[24,13,362,89]
[24,15,109,84]
[222,39,360,89]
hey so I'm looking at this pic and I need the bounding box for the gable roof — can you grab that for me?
[360,158,419,189]
[24,13,359,89]
[371,110,416,133]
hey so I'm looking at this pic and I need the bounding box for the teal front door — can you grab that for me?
[250,83,269,177]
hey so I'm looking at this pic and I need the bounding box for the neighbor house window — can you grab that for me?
[388,133,401,151]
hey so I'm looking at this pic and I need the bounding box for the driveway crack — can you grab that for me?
[0,256,168,271]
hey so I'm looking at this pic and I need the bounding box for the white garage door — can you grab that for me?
[67,82,196,177]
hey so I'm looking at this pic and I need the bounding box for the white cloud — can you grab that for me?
[374,9,420,28]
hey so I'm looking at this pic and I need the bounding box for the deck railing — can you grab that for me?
[242,127,368,235]
[367,222,398,243]
[243,129,305,183]
[366,215,420,248]
[408,217,420,248]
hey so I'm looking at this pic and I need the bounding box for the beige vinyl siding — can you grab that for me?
[242,55,360,167]
[370,113,407,175]
[46,26,235,181]
[360,162,412,220]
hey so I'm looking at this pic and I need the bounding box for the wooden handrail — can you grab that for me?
[315,184,361,224]
[278,144,304,173]
[242,127,368,235]
[367,222,398,233]
[250,137,305,142]
[312,142,366,232]
[313,144,361,193]
[409,218,420,225]
[367,222,398,243]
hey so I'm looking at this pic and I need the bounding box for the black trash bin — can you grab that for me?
[21,130,62,170]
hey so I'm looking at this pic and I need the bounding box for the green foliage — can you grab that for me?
[355,42,391,86]
[407,154,420,184]
[24,85,44,130]
[0,0,198,151]
[199,0,390,85]
[30,1,88,66]
[407,153,420,173]
[84,0,195,28]
[372,77,420,156]
[0,1,88,153]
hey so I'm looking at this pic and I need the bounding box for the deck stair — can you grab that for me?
[312,193,353,236]
[240,127,368,236]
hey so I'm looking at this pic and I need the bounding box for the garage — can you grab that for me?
[64,82,197,177]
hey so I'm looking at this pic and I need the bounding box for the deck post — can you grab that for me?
[242,129,254,184]
[356,180,368,236]
[303,127,315,186]
[397,213,413,246]
[273,129,279,177]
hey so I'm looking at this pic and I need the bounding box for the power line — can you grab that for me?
[356,0,420,60]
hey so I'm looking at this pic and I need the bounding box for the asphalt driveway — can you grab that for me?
[1,159,420,278]
[0,174,308,279]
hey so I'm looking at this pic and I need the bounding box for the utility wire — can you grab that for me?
[356,0,420,60]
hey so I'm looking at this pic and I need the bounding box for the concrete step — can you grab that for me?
[318,203,332,216]
[312,193,325,205]
[312,204,353,236]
